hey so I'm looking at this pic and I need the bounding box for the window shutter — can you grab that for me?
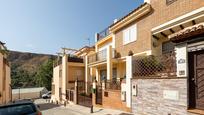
[123,29,129,44]
[130,24,137,42]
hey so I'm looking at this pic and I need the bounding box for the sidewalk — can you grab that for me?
[35,99,134,115]
[65,104,134,115]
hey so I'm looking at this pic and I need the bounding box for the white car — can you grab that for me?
[42,91,51,99]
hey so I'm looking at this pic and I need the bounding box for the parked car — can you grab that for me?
[42,91,51,99]
[0,100,42,115]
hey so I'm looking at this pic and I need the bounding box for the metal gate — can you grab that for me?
[77,81,92,107]
[96,84,102,105]
[194,50,204,110]
[189,50,204,110]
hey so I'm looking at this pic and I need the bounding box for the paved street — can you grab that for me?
[34,99,133,115]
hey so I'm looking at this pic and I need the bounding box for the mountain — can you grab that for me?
[7,51,56,88]
[7,51,56,73]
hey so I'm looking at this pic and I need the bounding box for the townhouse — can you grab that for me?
[51,47,94,104]
[84,0,204,114]
[51,0,204,114]
[0,41,11,105]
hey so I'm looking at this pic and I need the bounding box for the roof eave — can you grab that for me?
[110,3,151,33]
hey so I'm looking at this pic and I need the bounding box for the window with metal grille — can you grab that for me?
[166,0,177,5]
[162,41,175,54]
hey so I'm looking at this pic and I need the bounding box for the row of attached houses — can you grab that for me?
[0,41,11,105]
[51,0,204,114]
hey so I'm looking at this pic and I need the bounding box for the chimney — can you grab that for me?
[114,19,118,24]
[144,0,150,3]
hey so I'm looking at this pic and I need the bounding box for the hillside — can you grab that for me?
[7,51,56,88]
[7,51,56,73]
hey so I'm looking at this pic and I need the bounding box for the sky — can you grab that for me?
[0,0,143,54]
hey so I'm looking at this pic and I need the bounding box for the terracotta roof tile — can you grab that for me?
[169,23,204,43]
[109,2,148,28]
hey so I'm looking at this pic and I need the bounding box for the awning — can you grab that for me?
[169,23,204,43]
[151,7,204,41]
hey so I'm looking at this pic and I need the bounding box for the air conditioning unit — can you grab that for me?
[121,91,126,102]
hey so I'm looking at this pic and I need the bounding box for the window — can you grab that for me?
[162,41,175,54]
[123,24,137,45]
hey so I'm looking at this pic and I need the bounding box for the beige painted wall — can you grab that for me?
[0,53,11,105]
[51,65,61,102]
[67,64,85,89]
[51,62,85,103]
[0,53,3,104]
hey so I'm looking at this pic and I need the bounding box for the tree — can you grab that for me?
[11,64,36,88]
[35,59,53,90]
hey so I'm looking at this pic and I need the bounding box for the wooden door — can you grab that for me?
[194,50,204,110]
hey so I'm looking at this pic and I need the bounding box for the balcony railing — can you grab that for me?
[53,56,83,67]
[97,27,110,42]
[88,48,117,64]
[88,49,107,64]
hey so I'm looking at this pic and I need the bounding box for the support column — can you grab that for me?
[62,54,68,102]
[107,45,112,80]
[74,80,78,104]
[96,68,99,82]
[92,80,97,106]
[126,56,132,108]
[85,56,89,94]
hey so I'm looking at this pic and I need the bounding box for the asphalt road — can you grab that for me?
[34,99,134,115]
[34,99,85,115]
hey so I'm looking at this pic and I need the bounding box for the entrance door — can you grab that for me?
[189,50,204,110]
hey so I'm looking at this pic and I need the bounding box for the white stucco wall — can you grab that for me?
[175,43,188,77]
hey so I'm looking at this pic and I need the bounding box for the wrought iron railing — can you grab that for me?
[53,56,83,67]
[97,27,110,42]
[105,80,121,90]
[132,52,177,78]
[66,89,74,102]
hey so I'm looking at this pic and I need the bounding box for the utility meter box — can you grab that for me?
[121,91,126,102]
[132,84,137,96]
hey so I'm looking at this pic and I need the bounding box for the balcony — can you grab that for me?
[96,27,110,42]
[88,49,107,64]
[53,56,84,67]
[88,48,116,64]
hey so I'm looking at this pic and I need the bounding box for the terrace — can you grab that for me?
[88,48,116,64]
[96,27,110,42]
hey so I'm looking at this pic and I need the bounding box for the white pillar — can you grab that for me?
[126,56,132,108]
[62,54,68,101]
[107,45,112,80]
[85,56,89,94]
